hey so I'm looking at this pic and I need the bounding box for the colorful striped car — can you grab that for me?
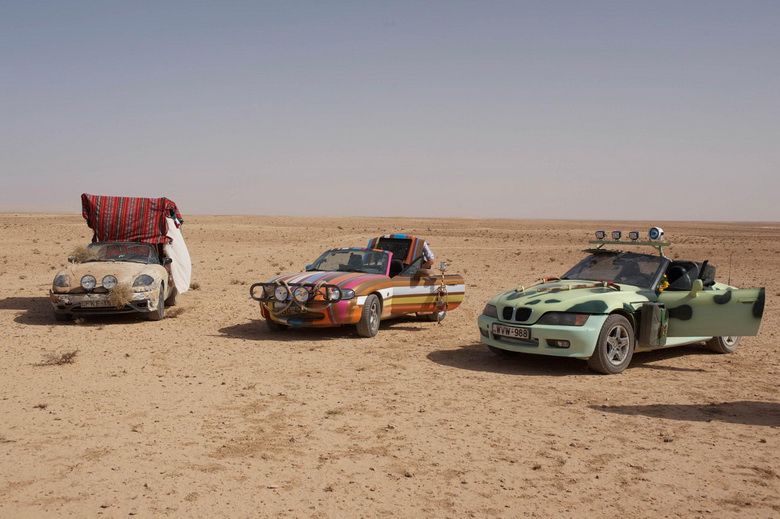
[250,235,465,337]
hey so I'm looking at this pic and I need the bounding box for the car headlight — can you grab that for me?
[326,286,341,301]
[292,286,309,304]
[536,312,590,326]
[53,274,70,287]
[341,288,355,300]
[102,275,118,289]
[274,285,290,301]
[482,304,498,318]
[133,274,154,287]
[81,275,96,290]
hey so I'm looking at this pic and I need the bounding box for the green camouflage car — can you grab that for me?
[478,228,765,374]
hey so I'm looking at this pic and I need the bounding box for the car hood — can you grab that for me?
[274,271,387,290]
[490,279,654,319]
[54,261,165,289]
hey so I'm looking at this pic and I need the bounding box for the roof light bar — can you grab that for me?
[589,226,671,256]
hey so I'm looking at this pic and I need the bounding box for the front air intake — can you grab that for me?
[514,308,532,322]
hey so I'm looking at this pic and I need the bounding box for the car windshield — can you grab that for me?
[85,242,159,264]
[307,249,389,275]
[562,251,663,289]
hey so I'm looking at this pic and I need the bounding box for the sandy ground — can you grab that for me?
[1,214,778,518]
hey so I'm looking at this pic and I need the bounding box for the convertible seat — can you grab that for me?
[347,253,363,270]
[389,259,404,277]
[666,263,697,291]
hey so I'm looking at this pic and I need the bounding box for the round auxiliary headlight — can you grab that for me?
[649,227,664,241]
[326,286,341,301]
[274,285,290,301]
[102,275,118,289]
[292,286,309,304]
[81,275,96,290]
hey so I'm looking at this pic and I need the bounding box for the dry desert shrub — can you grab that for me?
[108,284,133,308]
[71,245,98,263]
[190,281,200,290]
[35,350,79,366]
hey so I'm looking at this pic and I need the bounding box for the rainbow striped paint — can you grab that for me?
[250,236,465,336]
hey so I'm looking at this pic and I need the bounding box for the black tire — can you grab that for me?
[266,319,289,332]
[587,314,634,374]
[356,294,381,338]
[706,336,741,354]
[165,287,178,307]
[424,311,447,322]
[53,311,72,322]
[487,345,518,357]
[147,286,165,321]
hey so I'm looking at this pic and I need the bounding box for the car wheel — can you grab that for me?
[356,294,380,338]
[147,286,165,321]
[587,314,634,374]
[425,311,446,322]
[165,287,178,307]
[266,319,288,332]
[706,336,741,354]
[53,311,72,322]
[487,345,518,357]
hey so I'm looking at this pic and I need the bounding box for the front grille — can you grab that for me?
[501,307,532,322]
[71,306,135,314]
[283,312,325,321]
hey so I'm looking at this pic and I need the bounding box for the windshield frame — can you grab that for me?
[562,250,667,289]
[85,242,160,265]
[307,248,391,276]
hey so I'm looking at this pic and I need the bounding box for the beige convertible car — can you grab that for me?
[50,241,177,321]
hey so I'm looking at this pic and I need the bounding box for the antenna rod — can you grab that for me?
[728,252,733,286]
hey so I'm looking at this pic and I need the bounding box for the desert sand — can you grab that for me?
[1,214,778,518]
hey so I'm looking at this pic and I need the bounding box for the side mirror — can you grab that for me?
[67,256,75,264]
[305,264,313,271]
[162,257,173,266]
[688,278,703,297]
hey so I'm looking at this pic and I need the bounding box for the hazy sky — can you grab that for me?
[2,1,778,220]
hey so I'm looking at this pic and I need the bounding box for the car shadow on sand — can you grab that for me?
[428,342,725,377]
[427,342,590,377]
[594,401,780,427]
[1,296,59,325]
[0,296,151,326]
[629,344,716,372]
[217,318,424,342]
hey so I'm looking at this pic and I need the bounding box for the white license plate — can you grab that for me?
[81,300,111,308]
[493,323,530,340]
[276,305,304,316]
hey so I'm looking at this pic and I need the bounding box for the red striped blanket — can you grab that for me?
[81,193,183,244]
